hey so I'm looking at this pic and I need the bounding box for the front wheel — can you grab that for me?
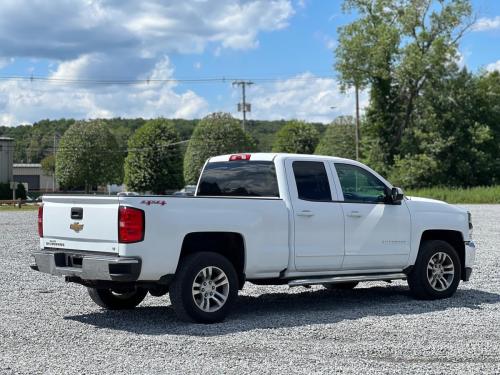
[169,252,239,323]
[408,240,461,300]
[87,286,148,310]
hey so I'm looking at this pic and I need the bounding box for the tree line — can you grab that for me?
[36,114,352,193]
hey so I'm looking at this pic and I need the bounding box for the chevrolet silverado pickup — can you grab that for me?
[31,153,476,323]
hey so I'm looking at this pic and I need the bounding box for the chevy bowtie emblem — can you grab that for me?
[70,222,84,233]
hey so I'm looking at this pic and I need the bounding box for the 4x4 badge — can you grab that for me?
[70,222,84,233]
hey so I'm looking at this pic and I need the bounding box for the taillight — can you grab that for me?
[118,206,145,243]
[38,204,43,237]
[229,154,251,161]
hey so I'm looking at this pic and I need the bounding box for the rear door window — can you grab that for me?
[292,161,332,201]
[197,161,279,197]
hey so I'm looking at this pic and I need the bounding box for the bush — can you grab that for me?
[16,183,27,200]
[0,183,26,200]
[272,120,319,154]
[56,120,123,192]
[315,116,356,159]
[388,154,439,189]
[183,113,255,185]
[0,183,11,200]
[124,119,184,194]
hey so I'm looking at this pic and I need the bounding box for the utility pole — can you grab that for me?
[232,80,253,131]
[52,133,59,192]
[354,83,360,161]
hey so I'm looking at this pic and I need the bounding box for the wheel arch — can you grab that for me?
[419,230,466,281]
[178,232,246,288]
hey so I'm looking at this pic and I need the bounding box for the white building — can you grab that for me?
[13,164,58,192]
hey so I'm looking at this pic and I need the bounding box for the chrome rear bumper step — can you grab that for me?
[288,273,407,287]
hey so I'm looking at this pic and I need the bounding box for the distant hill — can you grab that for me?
[0,117,326,163]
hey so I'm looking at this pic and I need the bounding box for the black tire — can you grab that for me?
[408,240,461,300]
[169,252,239,323]
[323,281,359,290]
[87,286,148,310]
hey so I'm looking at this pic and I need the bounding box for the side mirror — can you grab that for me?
[390,187,404,204]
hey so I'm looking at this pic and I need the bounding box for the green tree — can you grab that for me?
[183,113,255,185]
[389,154,439,188]
[388,68,500,188]
[41,154,55,176]
[336,0,473,168]
[272,120,320,154]
[315,116,356,159]
[124,119,184,194]
[56,120,123,192]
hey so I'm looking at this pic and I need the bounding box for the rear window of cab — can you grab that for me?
[197,161,279,198]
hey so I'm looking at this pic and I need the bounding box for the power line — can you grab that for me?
[0,74,335,86]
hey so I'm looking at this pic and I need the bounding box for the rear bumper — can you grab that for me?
[31,250,141,281]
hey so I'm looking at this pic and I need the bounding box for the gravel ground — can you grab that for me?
[0,205,499,374]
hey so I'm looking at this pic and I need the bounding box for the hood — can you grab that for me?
[405,196,467,215]
[406,196,445,204]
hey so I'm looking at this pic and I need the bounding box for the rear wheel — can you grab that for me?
[169,252,238,323]
[408,240,461,300]
[87,286,148,310]
[323,281,359,290]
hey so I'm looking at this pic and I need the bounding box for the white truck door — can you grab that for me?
[285,159,345,271]
[330,162,411,270]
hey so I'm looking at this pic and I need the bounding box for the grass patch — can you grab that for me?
[406,186,500,204]
[0,205,39,212]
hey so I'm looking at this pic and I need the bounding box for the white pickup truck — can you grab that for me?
[32,153,476,323]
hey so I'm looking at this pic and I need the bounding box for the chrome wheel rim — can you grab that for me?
[427,252,454,291]
[192,266,229,312]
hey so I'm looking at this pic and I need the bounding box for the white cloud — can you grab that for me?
[0,0,294,59]
[315,32,337,51]
[486,60,500,72]
[242,73,368,124]
[0,57,208,125]
[0,0,295,125]
[297,0,308,9]
[472,16,500,31]
[0,57,14,69]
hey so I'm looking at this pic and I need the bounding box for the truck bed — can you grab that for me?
[41,195,290,280]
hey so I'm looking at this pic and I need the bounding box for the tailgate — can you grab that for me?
[41,196,120,253]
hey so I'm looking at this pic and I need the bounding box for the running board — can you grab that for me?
[288,273,407,287]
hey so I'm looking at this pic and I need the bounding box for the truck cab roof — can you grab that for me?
[208,152,354,164]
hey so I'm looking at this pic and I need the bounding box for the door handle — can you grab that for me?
[347,211,362,218]
[297,210,314,217]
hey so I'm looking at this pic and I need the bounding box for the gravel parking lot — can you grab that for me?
[0,205,499,374]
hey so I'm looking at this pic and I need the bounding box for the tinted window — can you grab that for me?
[335,163,387,203]
[292,161,332,201]
[197,161,279,197]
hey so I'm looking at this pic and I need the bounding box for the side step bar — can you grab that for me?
[288,273,407,287]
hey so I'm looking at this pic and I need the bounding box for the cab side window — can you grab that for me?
[292,161,332,202]
[335,163,387,203]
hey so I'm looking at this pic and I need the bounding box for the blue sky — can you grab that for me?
[0,0,499,126]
